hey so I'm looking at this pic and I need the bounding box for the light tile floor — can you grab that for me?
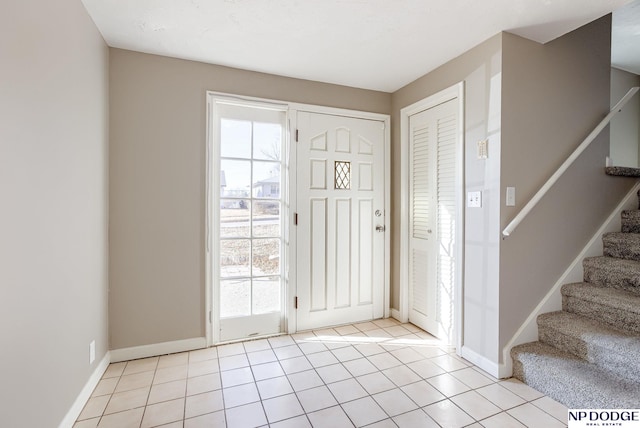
[74,319,568,428]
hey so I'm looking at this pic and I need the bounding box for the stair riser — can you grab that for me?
[563,295,640,334]
[603,239,640,261]
[583,264,640,294]
[511,349,640,408]
[621,211,640,233]
[538,325,640,383]
[512,359,590,409]
[621,223,640,234]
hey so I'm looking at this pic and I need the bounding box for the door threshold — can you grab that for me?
[213,331,286,347]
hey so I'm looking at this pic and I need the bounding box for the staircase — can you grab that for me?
[511,190,640,409]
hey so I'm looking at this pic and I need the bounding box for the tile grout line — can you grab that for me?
[140,358,159,428]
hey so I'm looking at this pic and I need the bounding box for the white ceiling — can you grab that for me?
[612,0,640,74]
[82,0,634,92]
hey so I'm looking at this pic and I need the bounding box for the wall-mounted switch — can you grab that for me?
[89,340,95,364]
[506,187,516,206]
[467,191,482,208]
[477,140,488,159]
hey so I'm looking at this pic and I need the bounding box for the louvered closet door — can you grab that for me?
[408,98,458,343]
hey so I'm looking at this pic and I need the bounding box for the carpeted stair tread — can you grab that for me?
[562,282,640,333]
[605,166,640,177]
[622,210,640,233]
[511,341,640,408]
[537,311,640,382]
[603,232,640,261]
[583,256,640,293]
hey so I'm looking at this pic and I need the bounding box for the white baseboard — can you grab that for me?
[499,181,640,378]
[390,308,405,323]
[110,337,207,363]
[60,337,207,427]
[59,352,111,428]
[460,346,500,379]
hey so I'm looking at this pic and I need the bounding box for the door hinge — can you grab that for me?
[294,212,298,225]
[294,296,298,309]
[208,310,212,323]
[295,129,299,142]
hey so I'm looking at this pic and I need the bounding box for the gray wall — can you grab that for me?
[391,35,503,360]
[109,49,391,349]
[610,67,640,167]
[0,1,109,427]
[499,16,636,359]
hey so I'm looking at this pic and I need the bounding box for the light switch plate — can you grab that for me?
[477,140,488,159]
[468,191,482,208]
[506,187,516,206]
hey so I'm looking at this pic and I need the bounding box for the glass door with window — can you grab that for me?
[213,101,286,342]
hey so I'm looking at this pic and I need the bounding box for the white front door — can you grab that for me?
[408,98,459,343]
[296,111,386,331]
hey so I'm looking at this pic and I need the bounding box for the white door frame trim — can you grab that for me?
[289,103,391,334]
[206,92,290,346]
[290,105,391,332]
[206,92,391,346]
[398,82,465,352]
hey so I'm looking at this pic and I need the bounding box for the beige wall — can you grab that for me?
[610,67,640,167]
[499,16,636,359]
[0,1,109,426]
[392,35,503,361]
[109,49,391,349]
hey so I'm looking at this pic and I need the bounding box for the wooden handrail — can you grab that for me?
[502,86,640,238]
